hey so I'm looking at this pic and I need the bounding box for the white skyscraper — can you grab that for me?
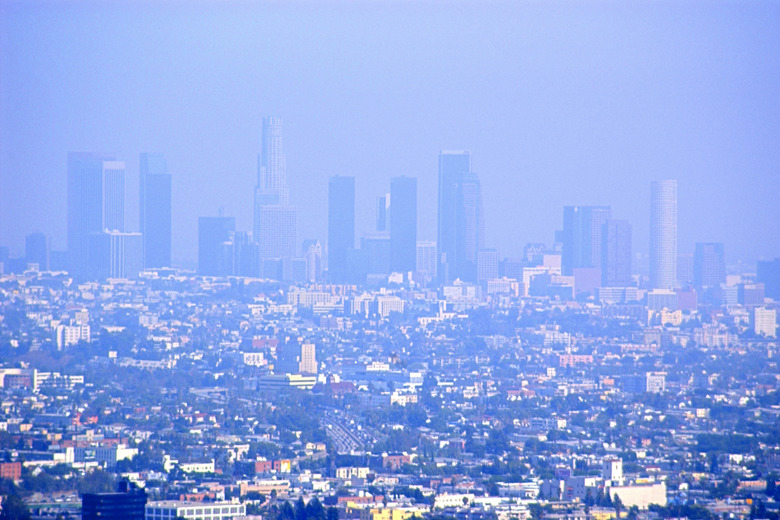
[650,179,677,289]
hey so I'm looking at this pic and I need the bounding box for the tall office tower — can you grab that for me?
[328,176,355,283]
[25,232,49,270]
[376,193,390,232]
[390,176,417,273]
[254,117,297,262]
[233,231,260,277]
[198,216,235,276]
[456,173,485,283]
[303,240,322,282]
[601,219,632,287]
[477,249,500,284]
[677,253,694,286]
[561,206,612,276]
[67,153,125,279]
[299,343,317,374]
[256,205,297,260]
[650,179,678,289]
[437,150,471,283]
[757,258,780,299]
[693,242,725,288]
[139,153,172,268]
[416,240,437,281]
[258,116,288,205]
[361,234,391,276]
[87,231,143,279]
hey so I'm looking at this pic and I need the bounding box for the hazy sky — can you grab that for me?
[2,0,779,268]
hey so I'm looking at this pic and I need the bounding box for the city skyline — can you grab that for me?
[2,3,780,517]
[2,2,779,266]
[2,140,771,280]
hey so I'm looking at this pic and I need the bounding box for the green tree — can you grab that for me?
[0,493,31,520]
[306,497,326,520]
[77,469,115,496]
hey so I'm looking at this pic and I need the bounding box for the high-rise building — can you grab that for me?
[300,343,317,374]
[437,150,471,283]
[677,253,694,286]
[390,176,417,273]
[25,232,49,270]
[303,240,322,282]
[233,231,260,277]
[693,242,725,288]
[416,241,437,281]
[139,153,172,268]
[456,173,485,283]
[328,176,355,283]
[376,193,390,232]
[561,206,611,276]
[254,117,297,263]
[601,219,632,287]
[361,234,391,277]
[256,205,297,260]
[650,179,677,289]
[198,216,235,276]
[67,153,125,279]
[477,249,500,284]
[757,258,780,300]
[258,116,288,205]
[87,231,143,280]
[82,481,147,520]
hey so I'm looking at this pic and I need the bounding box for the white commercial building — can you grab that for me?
[55,323,90,349]
[753,307,777,338]
[146,501,245,520]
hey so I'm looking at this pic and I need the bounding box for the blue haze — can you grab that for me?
[1,1,779,266]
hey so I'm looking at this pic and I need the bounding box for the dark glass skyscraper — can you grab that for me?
[82,481,147,520]
[437,151,484,283]
[67,152,124,279]
[455,173,484,282]
[390,176,417,273]
[198,216,235,276]
[25,232,49,270]
[139,153,172,268]
[693,242,725,288]
[757,258,780,299]
[601,219,632,287]
[562,206,612,276]
[328,176,355,283]
[376,193,389,232]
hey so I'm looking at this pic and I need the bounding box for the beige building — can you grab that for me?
[299,343,317,374]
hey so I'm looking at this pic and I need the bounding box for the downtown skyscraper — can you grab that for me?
[328,176,355,283]
[561,206,612,276]
[437,151,484,283]
[67,152,125,279]
[139,153,171,268]
[601,219,632,287]
[693,242,725,288]
[198,216,236,276]
[254,117,297,263]
[650,179,678,289]
[389,176,417,273]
